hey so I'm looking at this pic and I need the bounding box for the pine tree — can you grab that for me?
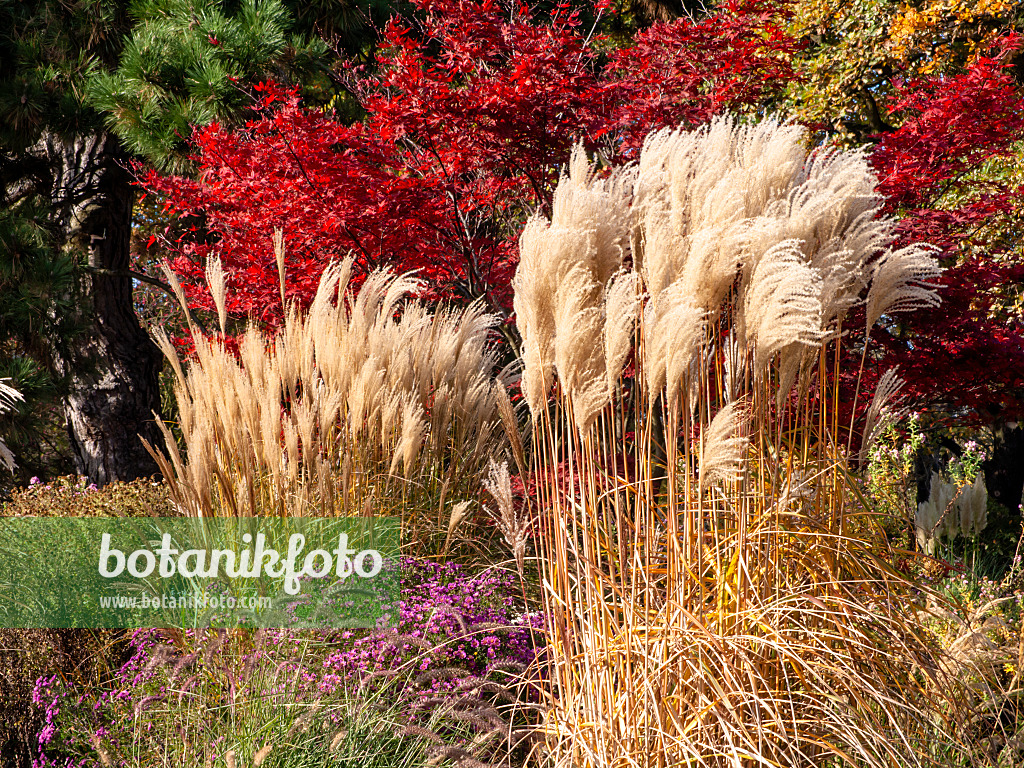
[0,0,367,484]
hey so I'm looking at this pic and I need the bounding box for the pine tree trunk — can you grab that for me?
[44,132,163,485]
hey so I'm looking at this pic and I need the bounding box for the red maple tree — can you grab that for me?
[144,1,1022,427]
[142,0,794,326]
[865,40,1024,424]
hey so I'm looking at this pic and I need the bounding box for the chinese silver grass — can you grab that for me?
[553,269,610,433]
[641,280,704,413]
[784,145,881,251]
[521,118,960,768]
[859,368,906,466]
[442,500,474,556]
[698,400,748,490]
[721,329,744,404]
[865,243,943,332]
[159,261,190,316]
[740,240,824,380]
[553,142,636,287]
[633,118,809,312]
[149,251,509,542]
[934,477,957,542]
[514,218,584,415]
[494,383,527,478]
[273,228,287,309]
[205,255,228,335]
[483,459,531,574]
[957,474,988,538]
[916,473,957,554]
[515,147,636,419]
[603,271,643,392]
[0,434,15,474]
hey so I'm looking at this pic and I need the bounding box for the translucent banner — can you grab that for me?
[0,517,400,629]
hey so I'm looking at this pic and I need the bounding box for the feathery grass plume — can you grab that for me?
[698,400,748,490]
[513,217,560,416]
[957,474,988,538]
[641,280,704,412]
[740,239,823,383]
[515,144,634,419]
[916,473,957,555]
[205,254,228,335]
[864,243,943,332]
[494,383,528,480]
[634,117,811,313]
[442,500,474,556]
[148,247,510,552]
[273,228,287,310]
[720,329,745,406]
[553,264,610,432]
[603,271,643,392]
[782,145,880,249]
[159,261,192,324]
[0,378,24,473]
[393,397,427,480]
[814,211,891,333]
[483,459,531,574]
[519,117,966,768]
[859,368,906,466]
[916,471,988,552]
[553,142,636,287]
[733,118,806,215]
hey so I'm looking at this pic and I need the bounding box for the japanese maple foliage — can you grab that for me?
[607,0,798,152]
[144,88,448,327]
[865,42,1024,423]
[144,0,1022,428]
[143,0,795,326]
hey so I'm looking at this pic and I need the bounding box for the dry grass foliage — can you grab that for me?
[515,118,964,767]
[148,253,511,546]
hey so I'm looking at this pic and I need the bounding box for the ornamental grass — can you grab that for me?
[514,117,966,767]
[147,246,513,553]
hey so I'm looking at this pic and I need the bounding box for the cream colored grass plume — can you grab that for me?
[148,249,510,549]
[0,378,23,473]
[515,117,965,767]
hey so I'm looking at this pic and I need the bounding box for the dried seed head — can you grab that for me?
[741,240,824,378]
[273,228,287,309]
[447,500,474,541]
[484,460,531,573]
[205,254,228,335]
[642,280,704,412]
[699,401,749,490]
[859,369,906,466]
[604,270,643,391]
[864,243,942,332]
[253,743,273,767]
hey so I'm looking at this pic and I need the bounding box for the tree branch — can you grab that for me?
[84,266,210,334]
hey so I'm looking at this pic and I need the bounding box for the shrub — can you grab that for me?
[0,476,174,519]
